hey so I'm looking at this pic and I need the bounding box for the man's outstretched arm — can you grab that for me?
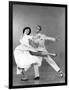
[44,35,56,42]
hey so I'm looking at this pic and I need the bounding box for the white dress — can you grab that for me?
[14,35,42,74]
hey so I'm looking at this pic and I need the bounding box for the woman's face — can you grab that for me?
[24,29,29,35]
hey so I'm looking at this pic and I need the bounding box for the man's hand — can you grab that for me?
[51,36,60,42]
[56,36,61,42]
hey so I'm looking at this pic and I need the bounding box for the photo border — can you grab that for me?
[9,1,67,89]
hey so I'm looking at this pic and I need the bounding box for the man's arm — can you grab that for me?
[34,34,56,42]
[44,35,56,42]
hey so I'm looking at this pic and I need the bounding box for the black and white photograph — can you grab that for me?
[9,1,67,89]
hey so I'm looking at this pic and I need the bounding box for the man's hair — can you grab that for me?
[23,27,31,35]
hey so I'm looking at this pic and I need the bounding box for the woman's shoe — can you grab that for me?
[21,76,29,81]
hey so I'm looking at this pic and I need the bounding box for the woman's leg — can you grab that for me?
[17,66,22,74]
[17,67,28,81]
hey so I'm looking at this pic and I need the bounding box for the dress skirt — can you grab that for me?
[14,49,42,72]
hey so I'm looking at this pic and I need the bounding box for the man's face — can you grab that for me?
[36,26,41,34]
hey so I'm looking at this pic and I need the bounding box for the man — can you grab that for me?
[31,25,63,80]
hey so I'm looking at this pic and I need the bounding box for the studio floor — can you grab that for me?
[13,59,65,86]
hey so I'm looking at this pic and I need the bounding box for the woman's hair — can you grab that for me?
[23,27,31,35]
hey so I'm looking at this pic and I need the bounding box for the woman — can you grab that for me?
[14,27,43,81]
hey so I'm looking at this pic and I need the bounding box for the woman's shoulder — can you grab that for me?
[26,35,33,39]
[19,35,32,44]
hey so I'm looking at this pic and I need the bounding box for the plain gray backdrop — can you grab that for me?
[13,4,65,85]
